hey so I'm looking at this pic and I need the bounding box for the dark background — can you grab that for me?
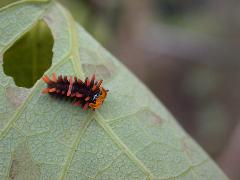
[1,0,240,179]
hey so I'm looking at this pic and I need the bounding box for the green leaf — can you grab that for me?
[0,1,228,180]
[3,20,53,88]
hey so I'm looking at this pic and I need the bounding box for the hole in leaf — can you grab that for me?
[3,20,53,88]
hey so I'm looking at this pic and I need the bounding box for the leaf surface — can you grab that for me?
[0,1,228,180]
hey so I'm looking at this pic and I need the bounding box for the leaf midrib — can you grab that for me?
[62,5,208,179]
[56,3,156,179]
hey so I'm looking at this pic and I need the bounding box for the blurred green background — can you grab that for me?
[1,0,240,179]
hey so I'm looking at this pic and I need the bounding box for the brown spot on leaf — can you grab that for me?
[145,110,162,125]
[9,160,19,179]
[6,86,30,107]
[44,15,53,23]
[181,137,190,151]
[83,63,116,81]
[137,109,163,126]
[180,136,207,164]
[9,142,41,180]
[149,112,162,125]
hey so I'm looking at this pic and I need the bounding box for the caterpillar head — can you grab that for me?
[89,87,108,110]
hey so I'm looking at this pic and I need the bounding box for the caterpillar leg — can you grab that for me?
[52,73,57,82]
[42,75,50,83]
[42,88,49,94]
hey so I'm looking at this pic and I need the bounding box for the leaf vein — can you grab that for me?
[0,57,71,141]
[58,115,93,180]
[94,112,156,179]
[0,0,53,54]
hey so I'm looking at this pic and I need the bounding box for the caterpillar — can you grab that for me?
[42,73,108,110]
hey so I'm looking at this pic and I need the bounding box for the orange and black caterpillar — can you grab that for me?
[42,73,108,110]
